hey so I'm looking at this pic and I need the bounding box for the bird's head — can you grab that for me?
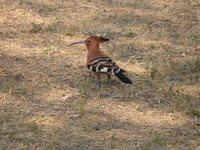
[68,36,109,49]
[85,36,109,47]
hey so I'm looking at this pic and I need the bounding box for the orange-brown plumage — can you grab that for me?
[85,36,108,64]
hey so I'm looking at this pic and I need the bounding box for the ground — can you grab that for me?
[0,0,200,150]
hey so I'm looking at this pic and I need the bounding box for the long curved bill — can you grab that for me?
[67,41,85,46]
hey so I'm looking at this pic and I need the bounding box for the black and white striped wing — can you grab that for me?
[87,57,122,74]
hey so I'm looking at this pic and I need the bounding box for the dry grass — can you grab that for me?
[0,0,200,149]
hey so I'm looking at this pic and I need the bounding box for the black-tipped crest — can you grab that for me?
[88,36,109,42]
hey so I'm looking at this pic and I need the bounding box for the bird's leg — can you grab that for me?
[106,74,111,84]
[95,73,101,87]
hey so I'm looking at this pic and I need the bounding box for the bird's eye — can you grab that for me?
[88,40,91,43]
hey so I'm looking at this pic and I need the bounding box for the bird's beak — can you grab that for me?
[67,40,85,46]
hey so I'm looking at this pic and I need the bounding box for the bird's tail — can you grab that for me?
[114,71,132,84]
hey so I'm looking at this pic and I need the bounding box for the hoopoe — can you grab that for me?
[68,36,133,85]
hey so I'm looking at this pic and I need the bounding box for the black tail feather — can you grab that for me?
[114,72,132,84]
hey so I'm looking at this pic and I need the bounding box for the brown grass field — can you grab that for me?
[0,0,200,149]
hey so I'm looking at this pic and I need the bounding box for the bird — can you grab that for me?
[68,36,132,86]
